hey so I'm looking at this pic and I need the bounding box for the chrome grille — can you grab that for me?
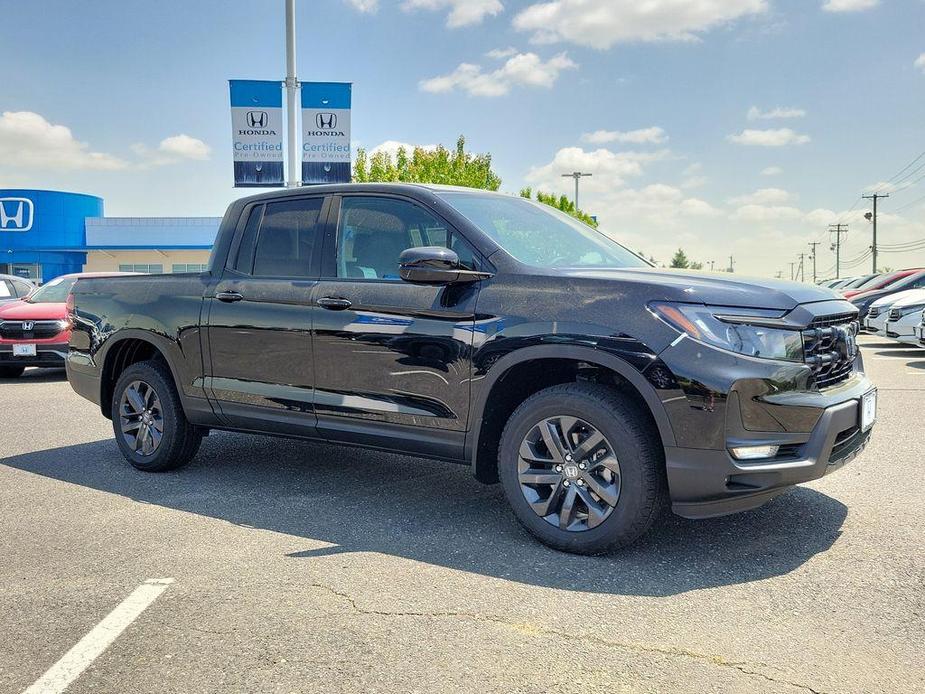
[802,314,859,389]
[0,320,65,339]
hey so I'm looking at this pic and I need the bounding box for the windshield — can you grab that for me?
[26,276,77,303]
[855,273,899,290]
[440,192,650,269]
[844,274,876,289]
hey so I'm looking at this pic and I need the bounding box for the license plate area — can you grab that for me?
[860,390,877,432]
[13,343,36,357]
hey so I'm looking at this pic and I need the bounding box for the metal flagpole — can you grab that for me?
[284,0,300,188]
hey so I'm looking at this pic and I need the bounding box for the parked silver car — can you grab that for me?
[0,273,35,305]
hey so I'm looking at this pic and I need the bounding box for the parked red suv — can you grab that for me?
[0,272,135,378]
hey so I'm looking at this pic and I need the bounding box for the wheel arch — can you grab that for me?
[467,345,676,483]
[98,330,184,419]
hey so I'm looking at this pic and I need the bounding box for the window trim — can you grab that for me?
[320,193,486,283]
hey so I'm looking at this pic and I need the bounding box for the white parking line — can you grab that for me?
[22,578,174,694]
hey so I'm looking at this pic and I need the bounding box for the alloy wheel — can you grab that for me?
[119,380,164,456]
[517,416,621,531]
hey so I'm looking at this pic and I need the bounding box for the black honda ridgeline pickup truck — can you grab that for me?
[66,184,877,554]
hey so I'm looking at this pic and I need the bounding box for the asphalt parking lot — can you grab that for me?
[1,334,923,694]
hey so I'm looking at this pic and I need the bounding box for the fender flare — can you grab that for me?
[466,344,677,474]
[97,329,188,410]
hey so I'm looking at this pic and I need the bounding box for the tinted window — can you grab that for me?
[246,199,323,277]
[12,280,32,297]
[26,276,77,303]
[336,196,477,280]
[439,192,649,269]
[233,205,264,273]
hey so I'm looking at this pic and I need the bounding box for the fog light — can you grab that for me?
[729,445,779,460]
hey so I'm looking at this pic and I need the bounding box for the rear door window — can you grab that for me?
[232,198,325,278]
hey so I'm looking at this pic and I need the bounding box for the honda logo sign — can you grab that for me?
[315,112,337,129]
[0,198,34,232]
[246,111,268,128]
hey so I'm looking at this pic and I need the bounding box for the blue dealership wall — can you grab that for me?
[0,189,103,281]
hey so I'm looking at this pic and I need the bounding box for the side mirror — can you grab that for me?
[398,246,492,285]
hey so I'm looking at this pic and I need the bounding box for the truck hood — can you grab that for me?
[563,267,841,311]
[0,299,66,320]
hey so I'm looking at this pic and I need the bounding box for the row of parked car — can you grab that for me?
[820,268,925,346]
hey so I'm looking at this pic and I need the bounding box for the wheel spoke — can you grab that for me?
[529,481,564,517]
[558,485,577,529]
[519,438,554,465]
[582,473,620,507]
[575,486,609,528]
[134,424,147,452]
[539,420,567,462]
[151,415,164,433]
[519,469,561,486]
[125,386,145,414]
[148,427,162,449]
[572,430,605,461]
[120,418,142,433]
[556,416,579,451]
[591,455,621,474]
[143,384,155,407]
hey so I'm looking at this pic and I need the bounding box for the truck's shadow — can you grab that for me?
[1,432,847,597]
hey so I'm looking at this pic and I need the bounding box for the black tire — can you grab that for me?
[498,382,666,555]
[111,359,202,472]
[0,365,25,378]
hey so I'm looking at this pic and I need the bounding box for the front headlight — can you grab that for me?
[650,302,804,362]
[897,304,925,318]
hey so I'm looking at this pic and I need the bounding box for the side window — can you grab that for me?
[0,281,11,298]
[232,205,264,274]
[336,197,478,280]
[253,198,324,277]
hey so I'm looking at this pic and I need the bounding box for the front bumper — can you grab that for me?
[884,319,921,346]
[667,383,874,519]
[0,343,68,368]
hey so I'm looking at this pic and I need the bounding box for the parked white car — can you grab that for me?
[882,290,925,346]
[864,289,925,335]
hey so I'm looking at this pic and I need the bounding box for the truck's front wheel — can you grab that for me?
[498,383,666,554]
[111,360,202,472]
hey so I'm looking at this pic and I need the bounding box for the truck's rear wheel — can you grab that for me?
[498,383,666,554]
[111,360,201,472]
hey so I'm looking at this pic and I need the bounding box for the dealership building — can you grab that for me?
[0,189,220,282]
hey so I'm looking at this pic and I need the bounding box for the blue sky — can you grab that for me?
[1,0,923,276]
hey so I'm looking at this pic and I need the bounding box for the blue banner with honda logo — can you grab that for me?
[229,80,284,187]
[301,82,351,185]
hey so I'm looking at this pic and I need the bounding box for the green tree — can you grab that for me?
[670,248,691,269]
[518,187,599,228]
[352,135,501,190]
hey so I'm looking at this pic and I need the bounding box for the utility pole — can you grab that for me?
[862,193,889,273]
[775,271,783,279]
[808,241,820,283]
[284,0,300,188]
[708,260,715,271]
[561,172,592,210]
[728,255,734,273]
[828,223,849,278]
[789,262,796,281]
[797,252,805,282]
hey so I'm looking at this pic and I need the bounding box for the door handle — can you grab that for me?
[216,291,244,303]
[317,297,352,310]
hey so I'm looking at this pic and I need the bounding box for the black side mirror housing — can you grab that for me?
[399,246,492,285]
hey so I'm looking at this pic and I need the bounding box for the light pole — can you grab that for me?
[561,172,592,210]
[284,0,300,188]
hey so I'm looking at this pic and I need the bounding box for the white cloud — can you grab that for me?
[420,51,576,96]
[727,128,811,146]
[581,127,668,145]
[761,166,783,176]
[0,110,127,171]
[747,106,806,120]
[131,134,211,167]
[525,146,669,193]
[822,0,878,12]
[158,134,210,160]
[512,0,767,49]
[729,188,794,205]
[915,53,925,73]
[486,47,518,59]
[368,140,437,158]
[402,0,503,27]
[344,0,379,12]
